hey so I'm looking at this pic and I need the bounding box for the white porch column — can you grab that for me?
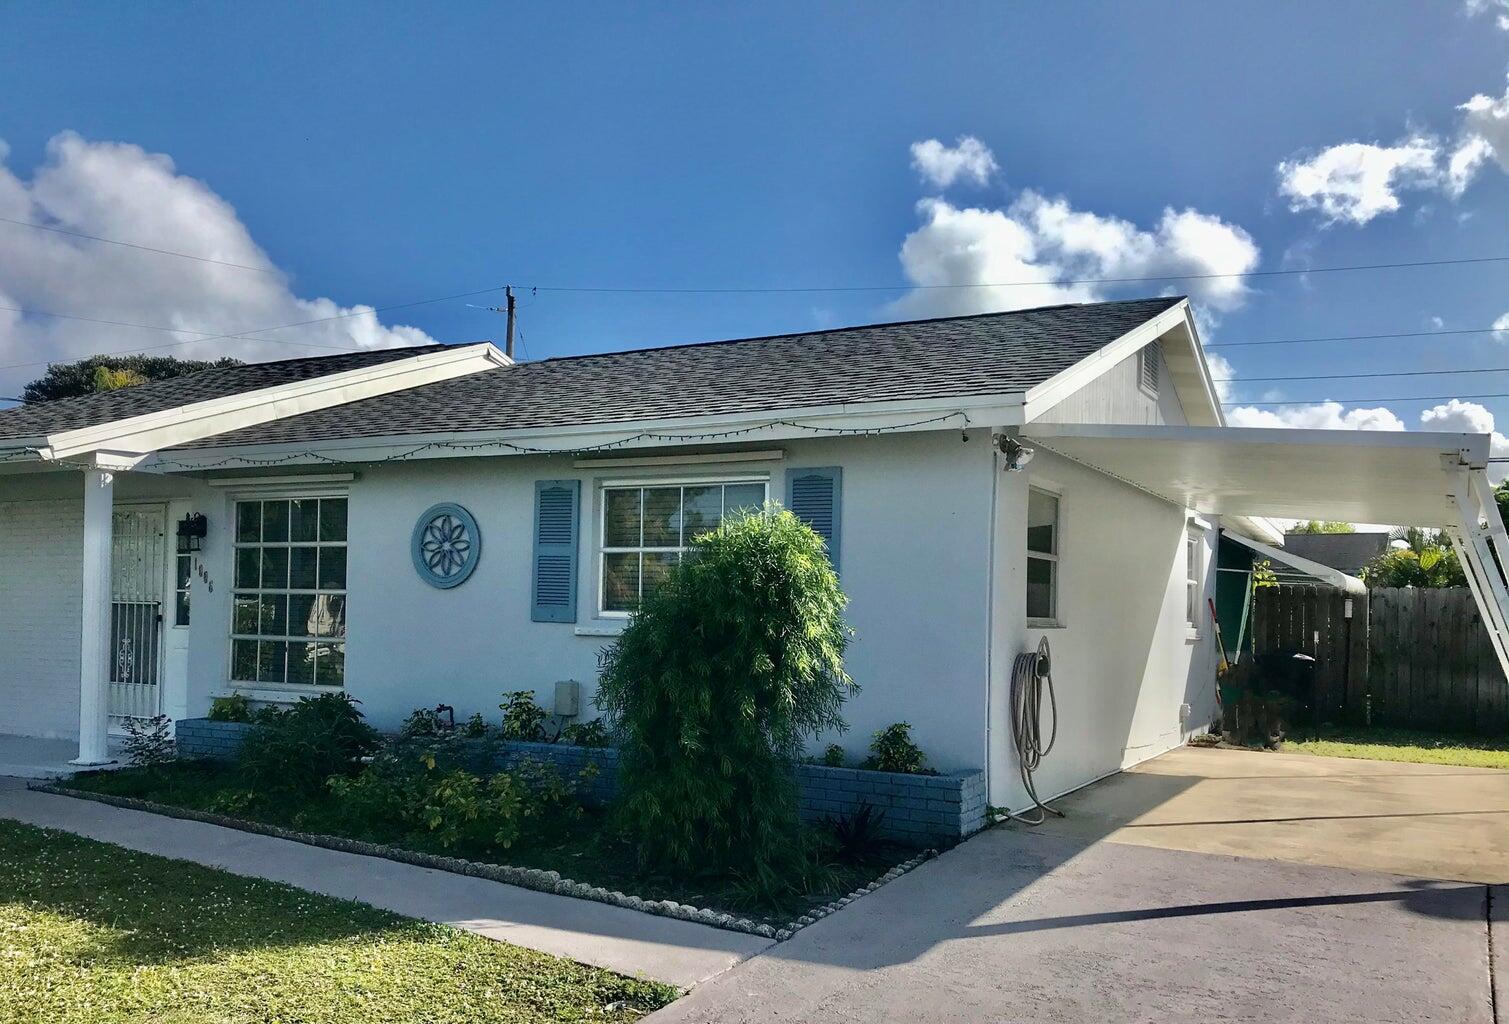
[72,467,114,765]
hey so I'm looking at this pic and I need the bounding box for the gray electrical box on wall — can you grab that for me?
[554,680,581,717]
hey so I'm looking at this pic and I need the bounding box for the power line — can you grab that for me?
[0,286,506,371]
[1224,392,1509,406]
[1207,326,1506,349]
[527,253,1509,294]
[0,215,281,274]
[1215,365,1509,384]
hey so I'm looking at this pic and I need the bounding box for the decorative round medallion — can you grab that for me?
[411,503,481,589]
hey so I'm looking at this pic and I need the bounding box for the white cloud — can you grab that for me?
[1224,401,1407,432]
[1464,0,1509,31]
[1276,137,1443,225]
[1493,311,1509,342]
[892,189,1259,320]
[1420,398,1509,483]
[909,136,999,189]
[1204,351,1236,404]
[0,132,436,394]
[1275,75,1509,225]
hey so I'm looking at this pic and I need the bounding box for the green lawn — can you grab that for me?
[67,761,904,925]
[1283,726,1509,770]
[0,819,676,1024]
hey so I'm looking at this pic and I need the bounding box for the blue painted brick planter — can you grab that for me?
[174,718,987,844]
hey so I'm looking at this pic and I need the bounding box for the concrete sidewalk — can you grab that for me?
[0,781,769,988]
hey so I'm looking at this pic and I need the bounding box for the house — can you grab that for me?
[1280,531,1391,578]
[3,295,1506,813]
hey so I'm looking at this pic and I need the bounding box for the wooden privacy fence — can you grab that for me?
[1251,585,1509,734]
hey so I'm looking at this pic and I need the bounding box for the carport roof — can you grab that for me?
[1023,423,1493,528]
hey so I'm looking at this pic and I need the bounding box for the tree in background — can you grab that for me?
[595,507,854,885]
[1288,520,1356,534]
[1362,545,1466,589]
[22,354,241,403]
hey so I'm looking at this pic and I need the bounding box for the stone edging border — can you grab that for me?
[30,782,936,942]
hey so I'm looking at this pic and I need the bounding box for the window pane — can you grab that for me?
[318,547,347,590]
[261,500,290,543]
[603,552,640,611]
[317,642,346,687]
[682,486,722,540]
[287,641,316,685]
[289,546,319,589]
[259,594,288,637]
[723,483,765,516]
[1027,491,1058,555]
[603,489,641,547]
[231,639,258,681]
[319,498,348,542]
[1027,556,1055,620]
[290,499,320,542]
[288,593,315,637]
[317,595,347,638]
[641,487,681,547]
[257,640,287,683]
[642,551,678,601]
[236,502,261,543]
[235,548,260,589]
[175,554,191,589]
[233,595,260,635]
[175,591,190,627]
[260,547,288,589]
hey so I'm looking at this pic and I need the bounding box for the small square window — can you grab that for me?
[1026,488,1061,624]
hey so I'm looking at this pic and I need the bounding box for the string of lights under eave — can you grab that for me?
[146,411,975,472]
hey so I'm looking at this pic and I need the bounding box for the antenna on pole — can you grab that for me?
[505,286,516,360]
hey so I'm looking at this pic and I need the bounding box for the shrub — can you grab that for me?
[238,692,379,798]
[826,802,886,863]
[595,506,854,877]
[863,723,932,775]
[207,693,252,723]
[122,714,175,768]
[560,719,611,748]
[399,706,450,739]
[820,743,846,768]
[500,690,549,742]
[460,712,490,738]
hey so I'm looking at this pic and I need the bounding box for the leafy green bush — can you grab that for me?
[327,750,587,851]
[238,692,379,799]
[460,712,490,738]
[595,506,854,877]
[399,707,449,739]
[820,743,846,768]
[122,714,175,768]
[559,719,611,748]
[863,722,932,775]
[207,693,252,723]
[826,802,886,863]
[500,690,549,742]
[1362,545,1466,588]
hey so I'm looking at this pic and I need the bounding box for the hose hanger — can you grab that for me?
[1007,635,1063,825]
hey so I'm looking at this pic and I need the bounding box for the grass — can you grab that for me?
[66,761,907,926]
[1282,726,1509,770]
[0,818,676,1024]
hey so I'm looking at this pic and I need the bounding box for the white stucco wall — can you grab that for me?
[987,447,1221,808]
[330,430,998,773]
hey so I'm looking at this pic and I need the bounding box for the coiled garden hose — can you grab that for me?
[1007,636,1063,826]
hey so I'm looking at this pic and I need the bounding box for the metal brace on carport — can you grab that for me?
[1444,465,1509,683]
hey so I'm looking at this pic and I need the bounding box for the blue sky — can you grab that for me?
[1,1,1507,446]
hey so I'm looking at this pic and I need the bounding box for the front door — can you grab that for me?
[109,507,166,722]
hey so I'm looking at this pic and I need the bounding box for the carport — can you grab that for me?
[1022,424,1509,679]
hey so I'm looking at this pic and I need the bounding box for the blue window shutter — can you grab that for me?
[532,480,580,622]
[785,467,842,569]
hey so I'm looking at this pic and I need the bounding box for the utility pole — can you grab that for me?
[505,286,516,359]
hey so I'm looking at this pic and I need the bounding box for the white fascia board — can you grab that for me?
[1166,306,1226,427]
[1222,514,1285,546]
[1025,421,1493,464]
[1223,531,1367,595]
[151,392,1028,471]
[41,343,510,462]
[1021,300,1194,423]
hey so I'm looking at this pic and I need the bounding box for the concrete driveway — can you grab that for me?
[651,748,1504,1023]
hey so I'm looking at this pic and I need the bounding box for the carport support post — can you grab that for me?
[71,467,114,766]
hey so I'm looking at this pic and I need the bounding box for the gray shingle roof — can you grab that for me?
[0,346,448,441]
[182,297,1184,450]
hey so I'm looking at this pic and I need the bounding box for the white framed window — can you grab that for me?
[1138,342,1160,398]
[1026,487,1060,624]
[1185,528,1202,629]
[599,479,767,615]
[230,496,348,687]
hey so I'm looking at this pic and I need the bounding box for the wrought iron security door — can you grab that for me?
[109,507,166,721]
